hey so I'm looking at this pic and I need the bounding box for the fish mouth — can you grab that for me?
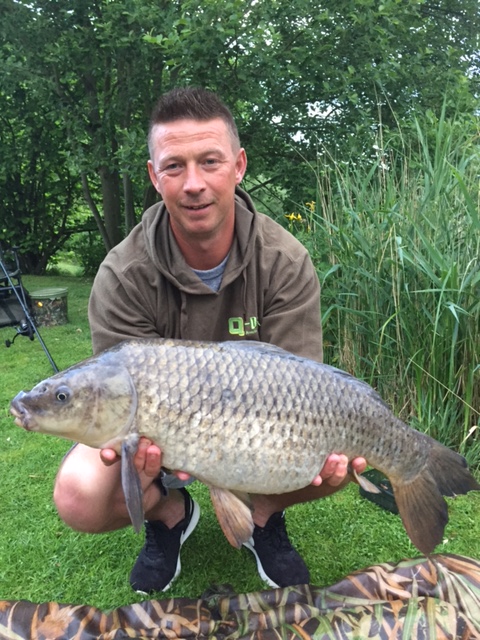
[10,399,36,431]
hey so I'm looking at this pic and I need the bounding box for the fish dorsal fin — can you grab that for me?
[224,340,292,358]
[224,341,389,408]
[225,340,387,406]
[208,485,254,548]
[121,433,143,533]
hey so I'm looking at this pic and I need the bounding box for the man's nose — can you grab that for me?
[183,165,206,193]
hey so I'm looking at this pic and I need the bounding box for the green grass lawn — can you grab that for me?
[1,275,479,609]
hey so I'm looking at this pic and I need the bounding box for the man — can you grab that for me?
[54,87,366,594]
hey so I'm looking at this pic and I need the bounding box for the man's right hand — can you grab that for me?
[100,438,191,482]
[132,438,163,477]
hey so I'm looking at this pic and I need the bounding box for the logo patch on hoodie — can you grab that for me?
[228,316,259,337]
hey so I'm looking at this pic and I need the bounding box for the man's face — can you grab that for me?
[148,118,247,243]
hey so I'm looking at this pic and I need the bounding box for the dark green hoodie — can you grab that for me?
[88,188,323,361]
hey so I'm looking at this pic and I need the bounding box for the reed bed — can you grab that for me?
[290,109,479,467]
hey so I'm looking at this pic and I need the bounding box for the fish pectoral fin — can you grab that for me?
[353,469,381,494]
[121,435,144,533]
[208,486,254,549]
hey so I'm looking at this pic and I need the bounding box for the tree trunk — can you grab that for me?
[81,173,112,252]
[99,165,123,249]
[123,173,137,234]
[142,183,159,212]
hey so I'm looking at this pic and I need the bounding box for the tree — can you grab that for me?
[0,11,83,273]
[1,0,478,270]
[1,0,175,264]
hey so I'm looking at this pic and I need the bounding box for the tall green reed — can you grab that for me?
[293,109,479,466]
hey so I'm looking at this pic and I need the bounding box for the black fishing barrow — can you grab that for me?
[0,244,58,372]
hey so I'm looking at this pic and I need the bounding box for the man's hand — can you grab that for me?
[99,448,121,466]
[310,454,367,487]
[100,438,191,481]
[132,438,163,477]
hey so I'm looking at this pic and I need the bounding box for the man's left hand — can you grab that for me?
[310,454,367,487]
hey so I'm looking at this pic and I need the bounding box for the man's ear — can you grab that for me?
[147,160,162,195]
[235,148,247,185]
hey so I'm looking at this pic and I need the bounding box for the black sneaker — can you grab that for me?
[243,511,310,588]
[129,488,200,594]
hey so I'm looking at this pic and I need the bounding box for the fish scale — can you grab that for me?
[10,337,480,552]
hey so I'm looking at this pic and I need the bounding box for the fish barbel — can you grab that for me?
[10,339,480,552]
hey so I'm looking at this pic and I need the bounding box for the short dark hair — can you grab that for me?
[148,87,240,155]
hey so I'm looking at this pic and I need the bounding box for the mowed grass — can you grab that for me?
[1,271,479,609]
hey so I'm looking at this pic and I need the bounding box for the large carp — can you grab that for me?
[10,338,480,553]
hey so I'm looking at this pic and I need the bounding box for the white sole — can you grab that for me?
[243,539,280,588]
[162,498,201,591]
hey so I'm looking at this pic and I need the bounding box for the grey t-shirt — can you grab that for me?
[192,253,230,292]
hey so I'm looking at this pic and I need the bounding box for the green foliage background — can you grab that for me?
[1,0,479,269]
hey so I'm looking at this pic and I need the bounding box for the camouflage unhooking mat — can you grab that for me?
[1,554,480,640]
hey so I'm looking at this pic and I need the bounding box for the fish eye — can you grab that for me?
[55,387,70,403]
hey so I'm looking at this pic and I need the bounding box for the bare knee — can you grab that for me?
[54,469,100,532]
[53,445,126,533]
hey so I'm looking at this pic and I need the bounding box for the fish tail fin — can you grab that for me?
[391,441,480,556]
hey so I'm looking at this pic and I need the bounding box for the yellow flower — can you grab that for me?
[305,201,315,212]
[285,212,305,226]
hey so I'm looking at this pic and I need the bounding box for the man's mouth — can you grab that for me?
[183,203,211,211]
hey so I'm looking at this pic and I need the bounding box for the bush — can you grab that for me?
[66,232,107,277]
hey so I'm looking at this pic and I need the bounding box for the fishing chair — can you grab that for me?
[0,244,58,372]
